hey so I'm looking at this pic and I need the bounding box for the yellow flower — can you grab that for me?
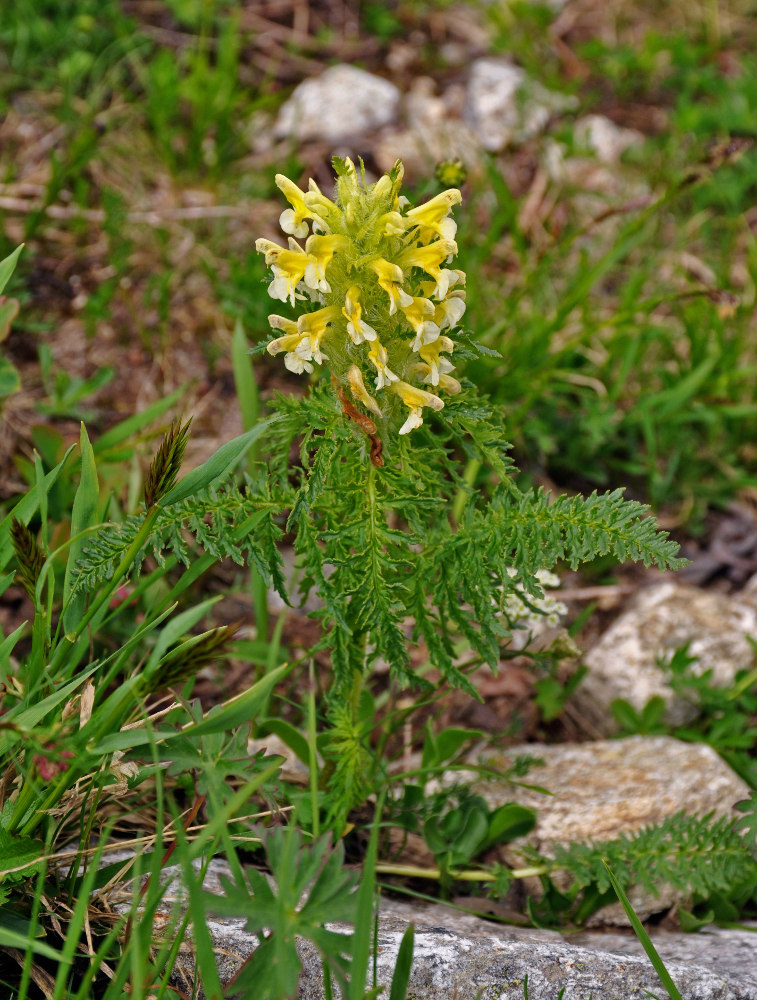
[304,178,339,229]
[303,234,349,293]
[390,380,444,435]
[400,296,440,351]
[371,258,412,315]
[404,189,462,242]
[418,335,455,387]
[255,237,285,268]
[433,288,466,330]
[297,305,341,365]
[266,315,313,374]
[378,211,406,236]
[347,365,382,416]
[342,286,377,345]
[276,174,321,238]
[255,238,310,306]
[398,240,458,299]
[368,339,400,389]
[437,373,461,394]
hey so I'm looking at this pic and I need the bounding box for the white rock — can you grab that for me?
[274,65,401,144]
[464,58,576,152]
[574,581,757,733]
[125,860,757,997]
[471,735,750,925]
[574,114,643,163]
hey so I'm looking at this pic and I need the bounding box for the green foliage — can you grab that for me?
[519,811,757,927]
[552,811,756,902]
[263,385,683,714]
[205,827,360,999]
[0,245,23,400]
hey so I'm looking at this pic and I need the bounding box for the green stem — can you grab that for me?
[374,862,548,881]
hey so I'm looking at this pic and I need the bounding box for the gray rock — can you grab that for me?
[464,58,576,152]
[466,736,749,924]
[573,582,757,734]
[274,65,401,144]
[140,865,757,998]
[574,114,643,163]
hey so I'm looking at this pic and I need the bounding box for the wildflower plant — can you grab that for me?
[254,157,686,825]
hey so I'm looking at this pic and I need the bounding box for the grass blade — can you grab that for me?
[388,924,414,1000]
[602,859,683,1000]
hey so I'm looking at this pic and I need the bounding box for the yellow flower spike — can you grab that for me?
[368,339,400,389]
[398,240,458,299]
[390,380,444,435]
[259,157,466,437]
[342,286,377,345]
[275,174,321,238]
[401,296,441,351]
[303,234,349,293]
[371,258,412,315]
[297,305,341,365]
[347,365,382,416]
[418,335,455,387]
[404,189,462,242]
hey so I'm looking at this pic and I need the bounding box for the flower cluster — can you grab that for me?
[504,569,567,630]
[256,158,466,436]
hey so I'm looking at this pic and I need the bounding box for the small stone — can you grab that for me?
[574,114,643,163]
[573,581,757,733]
[464,58,576,152]
[274,65,401,144]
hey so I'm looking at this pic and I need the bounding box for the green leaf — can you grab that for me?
[480,803,537,853]
[232,318,259,434]
[63,424,100,634]
[0,445,76,574]
[388,924,415,1000]
[206,828,359,1000]
[0,924,66,962]
[348,792,384,1000]
[142,595,220,674]
[4,663,99,737]
[180,661,292,739]
[0,244,23,295]
[159,418,280,508]
[0,828,44,878]
[610,698,643,732]
[602,860,684,1000]
[0,296,19,341]
[259,717,311,768]
[0,356,21,397]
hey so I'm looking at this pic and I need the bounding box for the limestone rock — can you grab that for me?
[468,735,749,924]
[464,58,576,152]
[142,865,757,998]
[274,65,401,144]
[574,581,757,734]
